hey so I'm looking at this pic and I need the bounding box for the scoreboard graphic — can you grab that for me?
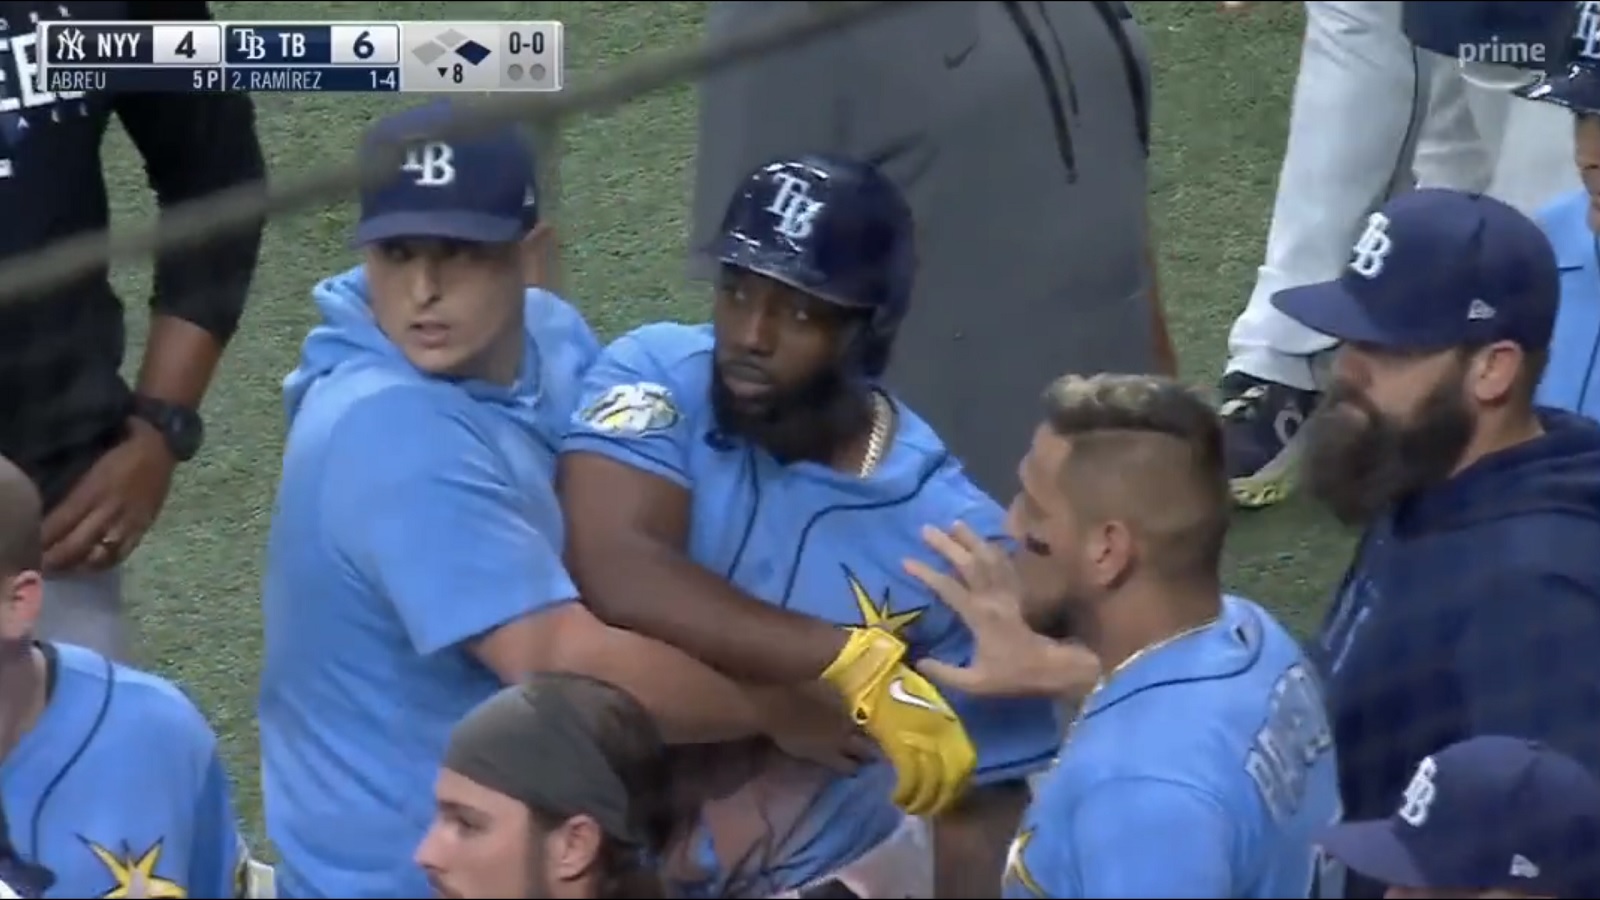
[36,20,565,93]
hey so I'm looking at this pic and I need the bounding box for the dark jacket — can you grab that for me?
[1311,410,1600,897]
[0,1,264,510]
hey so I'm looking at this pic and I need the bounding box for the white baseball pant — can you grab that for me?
[1225,0,1582,391]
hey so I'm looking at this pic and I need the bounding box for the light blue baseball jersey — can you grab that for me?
[562,322,1061,898]
[1005,595,1343,898]
[0,643,246,898]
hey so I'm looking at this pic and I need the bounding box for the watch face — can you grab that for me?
[139,401,203,462]
[170,417,202,461]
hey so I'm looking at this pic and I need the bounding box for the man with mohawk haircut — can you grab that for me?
[906,373,1342,897]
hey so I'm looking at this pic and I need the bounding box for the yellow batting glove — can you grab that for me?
[820,627,978,816]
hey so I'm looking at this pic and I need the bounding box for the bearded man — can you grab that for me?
[1272,187,1600,899]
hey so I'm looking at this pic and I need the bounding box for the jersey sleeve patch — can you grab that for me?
[579,382,681,436]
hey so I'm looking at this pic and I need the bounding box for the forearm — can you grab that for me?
[933,781,1030,897]
[136,315,224,408]
[553,619,768,744]
[578,540,848,684]
[119,87,263,343]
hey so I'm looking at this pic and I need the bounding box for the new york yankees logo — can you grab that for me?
[1349,212,1393,279]
[766,172,826,241]
[1577,1,1600,62]
[401,141,456,187]
[1398,756,1438,827]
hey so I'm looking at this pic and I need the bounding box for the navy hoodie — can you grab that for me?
[1311,411,1600,879]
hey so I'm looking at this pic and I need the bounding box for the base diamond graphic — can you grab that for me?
[436,28,468,46]
[454,40,491,66]
[411,41,447,65]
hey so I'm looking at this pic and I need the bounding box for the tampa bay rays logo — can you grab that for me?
[766,172,825,241]
[843,565,924,635]
[1348,212,1392,279]
[79,836,187,898]
[400,141,455,187]
[1398,756,1439,827]
[1577,0,1600,61]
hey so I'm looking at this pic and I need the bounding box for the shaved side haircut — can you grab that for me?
[1041,374,1231,581]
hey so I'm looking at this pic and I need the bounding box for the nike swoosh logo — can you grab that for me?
[944,42,976,69]
[888,677,941,712]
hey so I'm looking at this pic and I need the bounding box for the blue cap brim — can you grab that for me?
[1319,821,1429,889]
[1271,280,1404,347]
[1515,66,1600,113]
[712,239,871,310]
[351,211,525,248]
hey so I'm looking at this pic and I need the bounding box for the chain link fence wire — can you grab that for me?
[0,0,927,306]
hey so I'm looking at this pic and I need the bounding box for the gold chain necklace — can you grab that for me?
[1074,616,1221,721]
[858,391,893,477]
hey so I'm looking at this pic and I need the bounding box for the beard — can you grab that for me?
[1017,551,1089,641]
[709,360,873,466]
[1300,375,1474,527]
[1020,583,1116,652]
[1030,601,1077,641]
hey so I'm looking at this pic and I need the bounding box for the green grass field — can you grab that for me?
[97,1,1356,836]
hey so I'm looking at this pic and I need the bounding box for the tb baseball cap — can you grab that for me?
[1272,189,1559,353]
[1515,0,1600,114]
[354,99,538,247]
[1320,736,1600,897]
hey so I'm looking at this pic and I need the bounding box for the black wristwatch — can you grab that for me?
[131,396,205,463]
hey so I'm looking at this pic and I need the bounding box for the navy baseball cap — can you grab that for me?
[1320,736,1600,897]
[354,100,538,247]
[1272,189,1559,353]
[1515,1,1600,114]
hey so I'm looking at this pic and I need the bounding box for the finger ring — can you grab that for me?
[97,536,118,548]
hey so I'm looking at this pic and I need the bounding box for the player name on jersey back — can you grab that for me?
[36,20,564,93]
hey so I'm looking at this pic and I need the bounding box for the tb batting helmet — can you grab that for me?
[1516,0,1600,112]
[711,154,916,378]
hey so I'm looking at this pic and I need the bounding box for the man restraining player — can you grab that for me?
[261,101,802,898]
[559,155,1061,898]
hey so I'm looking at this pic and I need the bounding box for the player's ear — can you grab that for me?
[547,813,603,883]
[0,570,42,641]
[1088,519,1136,589]
[521,222,556,290]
